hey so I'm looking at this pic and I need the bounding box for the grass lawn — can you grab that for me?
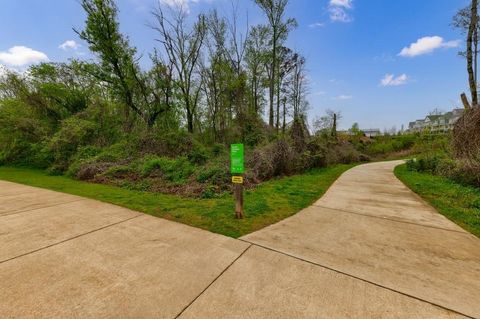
[0,164,354,238]
[395,164,480,238]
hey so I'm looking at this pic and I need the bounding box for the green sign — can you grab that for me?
[230,144,245,174]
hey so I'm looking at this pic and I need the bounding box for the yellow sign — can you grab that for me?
[232,176,244,184]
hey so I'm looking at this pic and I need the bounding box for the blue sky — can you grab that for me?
[0,0,472,130]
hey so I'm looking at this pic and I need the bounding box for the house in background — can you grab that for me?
[340,128,382,137]
[362,129,382,137]
[407,109,464,133]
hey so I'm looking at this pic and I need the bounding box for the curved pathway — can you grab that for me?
[0,161,479,318]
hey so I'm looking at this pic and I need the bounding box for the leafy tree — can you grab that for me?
[76,0,170,128]
[245,25,269,114]
[254,0,297,127]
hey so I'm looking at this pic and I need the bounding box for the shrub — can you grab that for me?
[46,117,99,170]
[211,143,226,157]
[187,142,209,165]
[104,165,135,178]
[406,156,440,173]
[0,99,52,167]
[247,139,297,181]
[139,156,195,184]
[196,164,228,184]
[447,160,480,188]
[94,141,133,163]
[453,108,480,163]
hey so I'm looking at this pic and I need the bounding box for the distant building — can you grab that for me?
[362,129,382,137]
[340,128,382,137]
[407,109,464,133]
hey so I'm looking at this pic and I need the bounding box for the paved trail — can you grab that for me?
[0,161,479,318]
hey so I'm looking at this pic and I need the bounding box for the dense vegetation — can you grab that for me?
[1,0,477,203]
[0,0,373,198]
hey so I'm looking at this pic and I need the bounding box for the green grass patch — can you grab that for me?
[395,164,480,238]
[0,164,353,238]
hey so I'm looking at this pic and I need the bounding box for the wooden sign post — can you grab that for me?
[230,144,245,219]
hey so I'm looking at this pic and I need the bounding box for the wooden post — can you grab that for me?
[234,180,244,219]
[230,144,245,219]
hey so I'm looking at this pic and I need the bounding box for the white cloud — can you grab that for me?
[399,36,460,58]
[159,0,212,13]
[313,91,327,96]
[333,95,352,100]
[330,0,352,9]
[0,46,49,66]
[161,0,188,7]
[329,0,353,23]
[380,74,408,87]
[59,40,80,51]
[309,22,325,28]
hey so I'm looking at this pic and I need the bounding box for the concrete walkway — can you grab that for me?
[1,161,479,318]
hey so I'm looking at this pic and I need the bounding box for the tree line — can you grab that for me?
[72,0,308,142]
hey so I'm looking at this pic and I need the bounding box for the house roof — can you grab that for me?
[425,115,442,121]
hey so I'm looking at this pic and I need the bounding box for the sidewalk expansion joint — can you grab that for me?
[0,199,87,218]
[238,239,476,319]
[174,244,253,319]
[313,204,469,235]
[0,214,142,265]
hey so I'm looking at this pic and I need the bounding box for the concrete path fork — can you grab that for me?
[0,161,479,318]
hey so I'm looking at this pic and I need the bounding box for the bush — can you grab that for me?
[406,156,441,173]
[0,99,52,167]
[66,143,127,178]
[196,164,228,184]
[139,156,195,184]
[211,143,226,157]
[104,165,135,178]
[453,108,480,163]
[247,139,297,181]
[187,142,209,165]
[407,155,480,188]
[47,117,99,170]
[446,160,480,188]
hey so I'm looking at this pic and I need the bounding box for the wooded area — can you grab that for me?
[1,0,479,197]
[0,0,364,197]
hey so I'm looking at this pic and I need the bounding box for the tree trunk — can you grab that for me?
[475,27,478,85]
[276,77,281,132]
[186,106,194,133]
[467,0,478,106]
[269,31,277,127]
[331,113,337,138]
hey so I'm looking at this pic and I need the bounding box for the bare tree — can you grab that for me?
[455,0,479,107]
[313,109,342,135]
[152,6,206,133]
[453,5,479,85]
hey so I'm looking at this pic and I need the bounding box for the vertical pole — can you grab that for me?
[234,179,244,219]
